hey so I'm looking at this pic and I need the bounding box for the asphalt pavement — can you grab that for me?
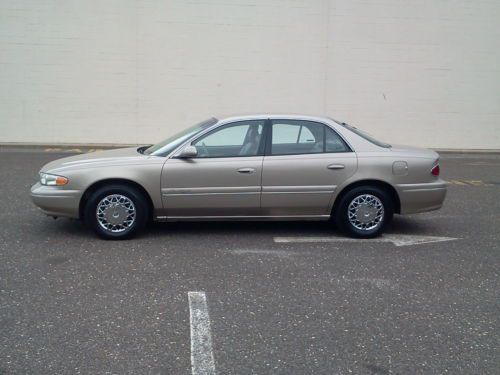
[0,150,499,374]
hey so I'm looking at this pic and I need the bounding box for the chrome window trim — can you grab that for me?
[164,116,357,160]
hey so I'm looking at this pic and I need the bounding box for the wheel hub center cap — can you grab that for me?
[104,205,128,225]
[356,204,377,223]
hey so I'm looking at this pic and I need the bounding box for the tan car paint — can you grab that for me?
[161,156,264,217]
[31,115,447,221]
[32,147,165,218]
[260,152,358,216]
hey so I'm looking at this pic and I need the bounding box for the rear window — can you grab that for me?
[334,120,391,148]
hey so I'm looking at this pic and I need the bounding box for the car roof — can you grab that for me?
[216,114,335,124]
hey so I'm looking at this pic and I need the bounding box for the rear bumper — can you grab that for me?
[30,183,82,218]
[395,180,447,214]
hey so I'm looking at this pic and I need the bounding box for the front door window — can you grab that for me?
[193,120,264,158]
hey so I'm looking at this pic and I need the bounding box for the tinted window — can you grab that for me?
[325,126,350,152]
[193,120,264,158]
[271,120,349,155]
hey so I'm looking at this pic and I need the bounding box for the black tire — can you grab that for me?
[84,184,149,240]
[333,186,393,238]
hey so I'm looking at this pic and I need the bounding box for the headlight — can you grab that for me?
[39,172,68,186]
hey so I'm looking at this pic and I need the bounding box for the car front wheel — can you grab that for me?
[84,184,148,240]
[334,186,393,238]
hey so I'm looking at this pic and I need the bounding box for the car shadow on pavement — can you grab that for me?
[38,214,439,240]
[143,215,437,238]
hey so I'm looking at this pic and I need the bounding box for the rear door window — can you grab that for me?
[270,120,349,155]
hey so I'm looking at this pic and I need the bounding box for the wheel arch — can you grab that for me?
[79,178,154,219]
[332,179,401,215]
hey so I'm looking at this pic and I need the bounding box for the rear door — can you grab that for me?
[161,120,266,217]
[261,119,357,216]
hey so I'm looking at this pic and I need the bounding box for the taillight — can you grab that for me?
[431,163,440,176]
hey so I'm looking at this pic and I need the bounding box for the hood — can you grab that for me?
[389,144,439,159]
[41,147,149,174]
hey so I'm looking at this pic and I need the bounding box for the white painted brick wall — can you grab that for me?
[0,0,499,148]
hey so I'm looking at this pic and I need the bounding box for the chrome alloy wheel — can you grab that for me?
[347,194,384,231]
[96,194,136,233]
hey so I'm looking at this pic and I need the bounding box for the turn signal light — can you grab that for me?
[55,176,69,185]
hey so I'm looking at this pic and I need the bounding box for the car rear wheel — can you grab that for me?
[84,184,148,240]
[334,186,393,238]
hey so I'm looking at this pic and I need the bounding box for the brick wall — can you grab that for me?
[0,0,499,148]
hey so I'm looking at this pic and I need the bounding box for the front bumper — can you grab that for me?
[396,180,447,214]
[30,182,82,218]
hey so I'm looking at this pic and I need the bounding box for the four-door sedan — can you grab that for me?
[31,115,447,239]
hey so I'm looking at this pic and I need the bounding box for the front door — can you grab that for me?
[261,119,358,216]
[161,120,265,217]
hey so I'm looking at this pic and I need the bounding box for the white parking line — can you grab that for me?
[231,249,303,257]
[188,291,216,375]
[274,234,459,247]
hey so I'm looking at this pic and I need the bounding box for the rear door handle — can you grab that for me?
[327,164,345,170]
[237,168,255,174]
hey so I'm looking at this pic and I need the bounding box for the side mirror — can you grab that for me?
[179,145,198,158]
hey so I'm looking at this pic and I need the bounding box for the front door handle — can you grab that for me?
[237,168,255,174]
[327,164,345,170]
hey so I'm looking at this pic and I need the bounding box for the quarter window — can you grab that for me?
[325,125,350,153]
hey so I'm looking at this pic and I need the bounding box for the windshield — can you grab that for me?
[333,119,391,148]
[145,118,218,156]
